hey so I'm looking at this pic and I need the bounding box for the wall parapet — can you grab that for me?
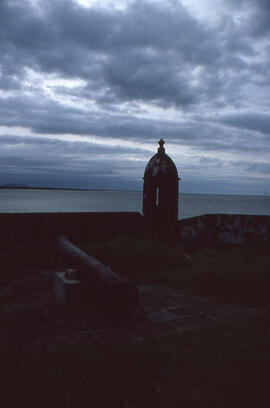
[0,212,143,243]
[1,212,269,245]
[179,214,270,244]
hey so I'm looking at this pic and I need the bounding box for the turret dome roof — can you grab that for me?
[144,139,179,180]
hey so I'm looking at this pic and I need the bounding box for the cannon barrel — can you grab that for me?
[54,236,139,316]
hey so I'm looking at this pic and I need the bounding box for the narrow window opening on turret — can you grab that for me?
[156,188,159,206]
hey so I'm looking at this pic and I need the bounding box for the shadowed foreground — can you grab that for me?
[1,316,270,408]
[0,231,270,407]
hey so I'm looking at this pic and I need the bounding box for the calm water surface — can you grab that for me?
[0,189,269,219]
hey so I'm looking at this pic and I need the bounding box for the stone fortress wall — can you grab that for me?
[0,212,143,243]
[179,213,270,244]
[0,212,269,245]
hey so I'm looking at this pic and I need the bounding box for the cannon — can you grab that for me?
[54,236,139,317]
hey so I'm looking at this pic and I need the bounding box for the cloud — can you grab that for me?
[0,0,269,194]
[0,0,240,108]
[219,112,270,137]
[0,133,148,187]
[227,0,270,37]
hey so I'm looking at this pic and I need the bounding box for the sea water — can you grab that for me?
[0,189,269,219]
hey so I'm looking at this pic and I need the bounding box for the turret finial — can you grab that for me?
[158,138,165,155]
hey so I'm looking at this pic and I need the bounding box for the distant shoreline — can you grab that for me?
[0,186,268,196]
[0,186,141,193]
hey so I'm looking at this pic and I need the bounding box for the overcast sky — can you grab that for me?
[0,0,269,194]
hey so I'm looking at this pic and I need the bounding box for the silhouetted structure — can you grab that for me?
[143,139,180,231]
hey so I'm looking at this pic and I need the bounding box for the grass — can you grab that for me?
[79,232,270,308]
[0,241,67,276]
[0,241,68,323]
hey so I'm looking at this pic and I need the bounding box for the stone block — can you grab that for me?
[54,271,85,308]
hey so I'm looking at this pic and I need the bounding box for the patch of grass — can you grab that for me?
[1,314,270,407]
[0,242,68,281]
[0,242,69,315]
[80,234,270,308]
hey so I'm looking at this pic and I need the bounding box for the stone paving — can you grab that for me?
[3,270,263,344]
[135,285,261,337]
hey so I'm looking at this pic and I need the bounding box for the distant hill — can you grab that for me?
[0,183,30,188]
[0,184,99,192]
[0,184,139,192]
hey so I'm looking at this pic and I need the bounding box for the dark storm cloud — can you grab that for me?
[2,92,268,159]
[0,132,147,188]
[0,0,247,108]
[0,133,148,156]
[219,112,270,136]
[2,85,268,156]
[0,0,264,118]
